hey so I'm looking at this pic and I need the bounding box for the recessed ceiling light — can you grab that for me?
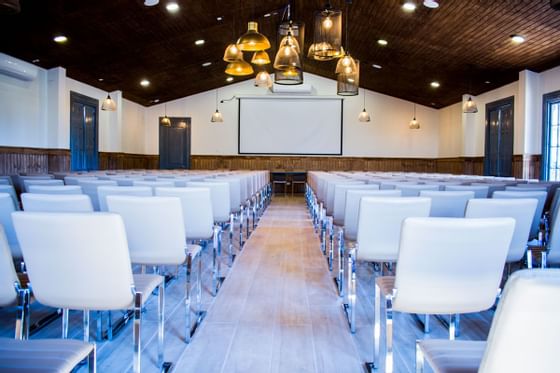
[166,2,179,12]
[53,35,68,43]
[431,102,437,106]
[402,1,417,12]
[377,39,388,46]
[430,81,440,88]
[195,39,205,46]
[423,0,439,8]
[372,64,382,69]
[226,77,234,82]
[485,80,491,84]
[264,13,271,17]
[510,34,525,44]
[32,59,40,63]
[216,16,223,21]
[202,62,212,67]
[144,0,159,6]
[98,78,104,82]
[152,99,160,103]
[140,79,150,87]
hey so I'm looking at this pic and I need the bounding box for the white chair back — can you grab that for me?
[205,178,241,213]
[479,269,560,373]
[393,217,514,314]
[465,198,537,263]
[326,180,363,215]
[493,190,547,239]
[332,183,373,225]
[97,186,152,212]
[545,209,560,265]
[27,185,82,195]
[0,193,20,258]
[23,179,63,192]
[344,189,401,240]
[155,187,214,240]
[0,185,19,210]
[12,212,135,310]
[106,196,187,265]
[63,176,98,185]
[0,225,18,306]
[132,180,175,191]
[186,181,231,222]
[356,197,431,262]
[0,176,12,185]
[396,184,440,197]
[445,184,490,198]
[21,193,93,212]
[420,190,474,217]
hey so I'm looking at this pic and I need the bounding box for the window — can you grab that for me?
[542,91,560,181]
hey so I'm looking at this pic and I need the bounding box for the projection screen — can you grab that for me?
[238,97,343,155]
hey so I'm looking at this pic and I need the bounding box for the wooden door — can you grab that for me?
[484,97,514,177]
[159,117,191,169]
[70,92,99,171]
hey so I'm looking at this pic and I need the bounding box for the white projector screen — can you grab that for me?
[238,97,343,155]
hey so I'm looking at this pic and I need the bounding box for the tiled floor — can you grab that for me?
[0,196,492,372]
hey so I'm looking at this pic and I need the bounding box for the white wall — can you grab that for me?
[438,102,463,157]
[145,73,440,157]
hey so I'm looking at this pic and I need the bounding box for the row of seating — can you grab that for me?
[0,170,271,372]
[306,170,560,372]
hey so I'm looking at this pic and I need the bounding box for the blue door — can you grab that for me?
[70,92,99,171]
[484,97,514,177]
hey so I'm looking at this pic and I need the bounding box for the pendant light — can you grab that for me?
[225,58,254,76]
[223,43,243,62]
[358,88,370,122]
[160,103,171,126]
[463,96,478,113]
[336,0,358,96]
[251,50,271,65]
[309,2,342,61]
[237,21,271,51]
[211,90,223,123]
[274,5,304,85]
[409,103,420,129]
[463,66,479,113]
[101,93,116,111]
[255,70,273,88]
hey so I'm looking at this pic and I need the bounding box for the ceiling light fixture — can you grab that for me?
[377,39,388,46]
[223,43,243,62]
[237,21,271,51]
[336,0,359,96]
[160,103,171,126]
[216,16,223,21]
[226,77,234,82]
[251,50,271,65]
[211,89,224,123]
[195,39,205,46]
[430,81,440,88]
[372,64,382,69]
[409,103,420,129]
[510,34,525,44]
[101,93,117,111]
[254,70,273,88]
[166,2,179,12]
[308,2,343,61]
[140,79,150,87]
[463,96,478,114]
[225,58,254,76]
[274,5,304,85]
[358,88,371,122]
[402,0,417,12]
[423,0,439,8]
[144,0,159,6]
[202,62,212,67]
[53,35,68,43]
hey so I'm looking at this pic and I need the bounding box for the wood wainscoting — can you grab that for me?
[0,146,159,174]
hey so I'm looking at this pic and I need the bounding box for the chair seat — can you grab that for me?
[375,276,395,296]
[132,274,164,306]
[0,338,94,372]
[186,244,202,258]
[419,339,486,373]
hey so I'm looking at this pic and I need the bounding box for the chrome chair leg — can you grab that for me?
[335,228,345,297]
[83,310,90,342]
[62,308,69,339]
[157,282,165,369]
[14,284,30,340]
[185,253,192,343]
[212,225,224,296]
[385,294,395,373]
[415,340,424,373]
[132,291,142,373]
[88,343,97,373]
[371,282,381,370]
[239,206,244,248]
[229,213,235,264]
[343,247,356,333]
[328,217,334,271]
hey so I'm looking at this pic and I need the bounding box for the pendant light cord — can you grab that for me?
[345,0,352,53]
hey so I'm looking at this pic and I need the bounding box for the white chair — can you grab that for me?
[27,185,82,195]
[466,198,537,267]
[21,193,93,212]
[106,195,203,342]
[12,211,166,373]
[0,185,19,210]
[541,205,560,267]
[0,193,20,261]
[0,338,96,372]
[420,190,474,217]
[332,183,370,226]
[97,186,152,212]
[493,190,547,240]
[445,184,490,198]
[77,179,117,211]
[0,176,12,185]
[22,179,64,192]
[132,180,175,191]
[417,269,560,373]
[15,175,53,193]
[370,217,514,372]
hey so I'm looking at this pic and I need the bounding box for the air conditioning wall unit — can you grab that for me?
[0,53,38,81]
[270,83,313,94]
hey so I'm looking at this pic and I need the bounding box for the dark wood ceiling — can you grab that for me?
[1,0,560,108]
